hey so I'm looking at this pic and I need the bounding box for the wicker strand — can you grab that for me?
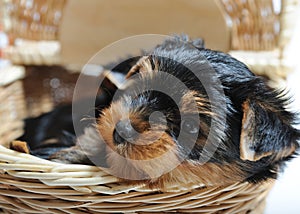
[4,0,66,41]
[0,144,275,213]
[0,80,26,145]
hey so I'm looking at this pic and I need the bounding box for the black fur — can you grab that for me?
[20,35,300,184]
[147,37,300,182]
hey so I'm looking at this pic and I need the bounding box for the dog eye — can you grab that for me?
[181,119,199,134]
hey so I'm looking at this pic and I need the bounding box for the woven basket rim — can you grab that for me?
[0,145,275,193]
[0,145,275,213]
[0,145,212,193]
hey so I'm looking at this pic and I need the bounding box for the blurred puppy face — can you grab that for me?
[97,56,245,185]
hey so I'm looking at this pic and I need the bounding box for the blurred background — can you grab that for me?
[0,0,299,213]
[265,4,300,213]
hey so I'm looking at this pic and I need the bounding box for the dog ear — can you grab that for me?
[126,56,156,79]
[240,98,299,161]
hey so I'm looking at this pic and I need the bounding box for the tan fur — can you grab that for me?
[180,90,215,116]
[126,56,155,79]
[117,160,247,190]
[274,143,297,161]
[96,57,250,187]
[97,93,247,186]
[10,141,30,154]
[240,100,296,161]
[155,161,246,189]
[240,100,256,161]
[240,100,273,161]
[98,101,180,180]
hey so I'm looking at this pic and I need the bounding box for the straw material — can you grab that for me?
[0,68,276,213]
[1,0,64,65]
[0,81,26,145]
[219,0,300,79]
[2,40,61,65]
[0,145,275,214]
[4,0,66,41]
[0,65,25,86]
[219,0,298,51]
[228,49,294,80]
[0,66,26,144]
[22,66,79,117]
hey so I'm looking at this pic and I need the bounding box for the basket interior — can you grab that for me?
[0,66,277,213]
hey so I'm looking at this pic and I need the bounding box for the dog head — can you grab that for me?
[96,37,299,187]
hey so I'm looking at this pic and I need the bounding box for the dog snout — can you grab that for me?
[113,119,137,145]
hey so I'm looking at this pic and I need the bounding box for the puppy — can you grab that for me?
[24,36,300,188]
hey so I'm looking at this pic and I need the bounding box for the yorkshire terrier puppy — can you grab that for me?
[20,36,299,188]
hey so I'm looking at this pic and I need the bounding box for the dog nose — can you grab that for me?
[113,119,137,145]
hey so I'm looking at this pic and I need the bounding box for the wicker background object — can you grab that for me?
[219,0,300,79]
[0,66,26,145]
[22,66,78,117]
[2,40,61,65]
[219,0,298,51]
[1,0,299,79]
[4,0,66,41]
[1,0,66,65]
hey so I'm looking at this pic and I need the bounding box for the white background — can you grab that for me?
[265,6,300,213]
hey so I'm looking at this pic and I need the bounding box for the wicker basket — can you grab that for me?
[218,0,300,80]
[2,40,61,65]
[0,1,289,212]
[4,0,66,41]
[1,0,66,65]
[0,65,26,145]
[0,66,276,214]
[219,0,299,51]
[22,66,79,117]
[0,145,275,214]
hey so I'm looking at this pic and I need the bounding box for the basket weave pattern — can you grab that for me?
[22,66,78,117]
[219,0,299,79]
[0,1,284,212]
[0,71,277,213]
[0,146,274,214]
[4,0,66,41]
[0,80,26,145]
[219,0,298,51]
[0,52,278,214]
